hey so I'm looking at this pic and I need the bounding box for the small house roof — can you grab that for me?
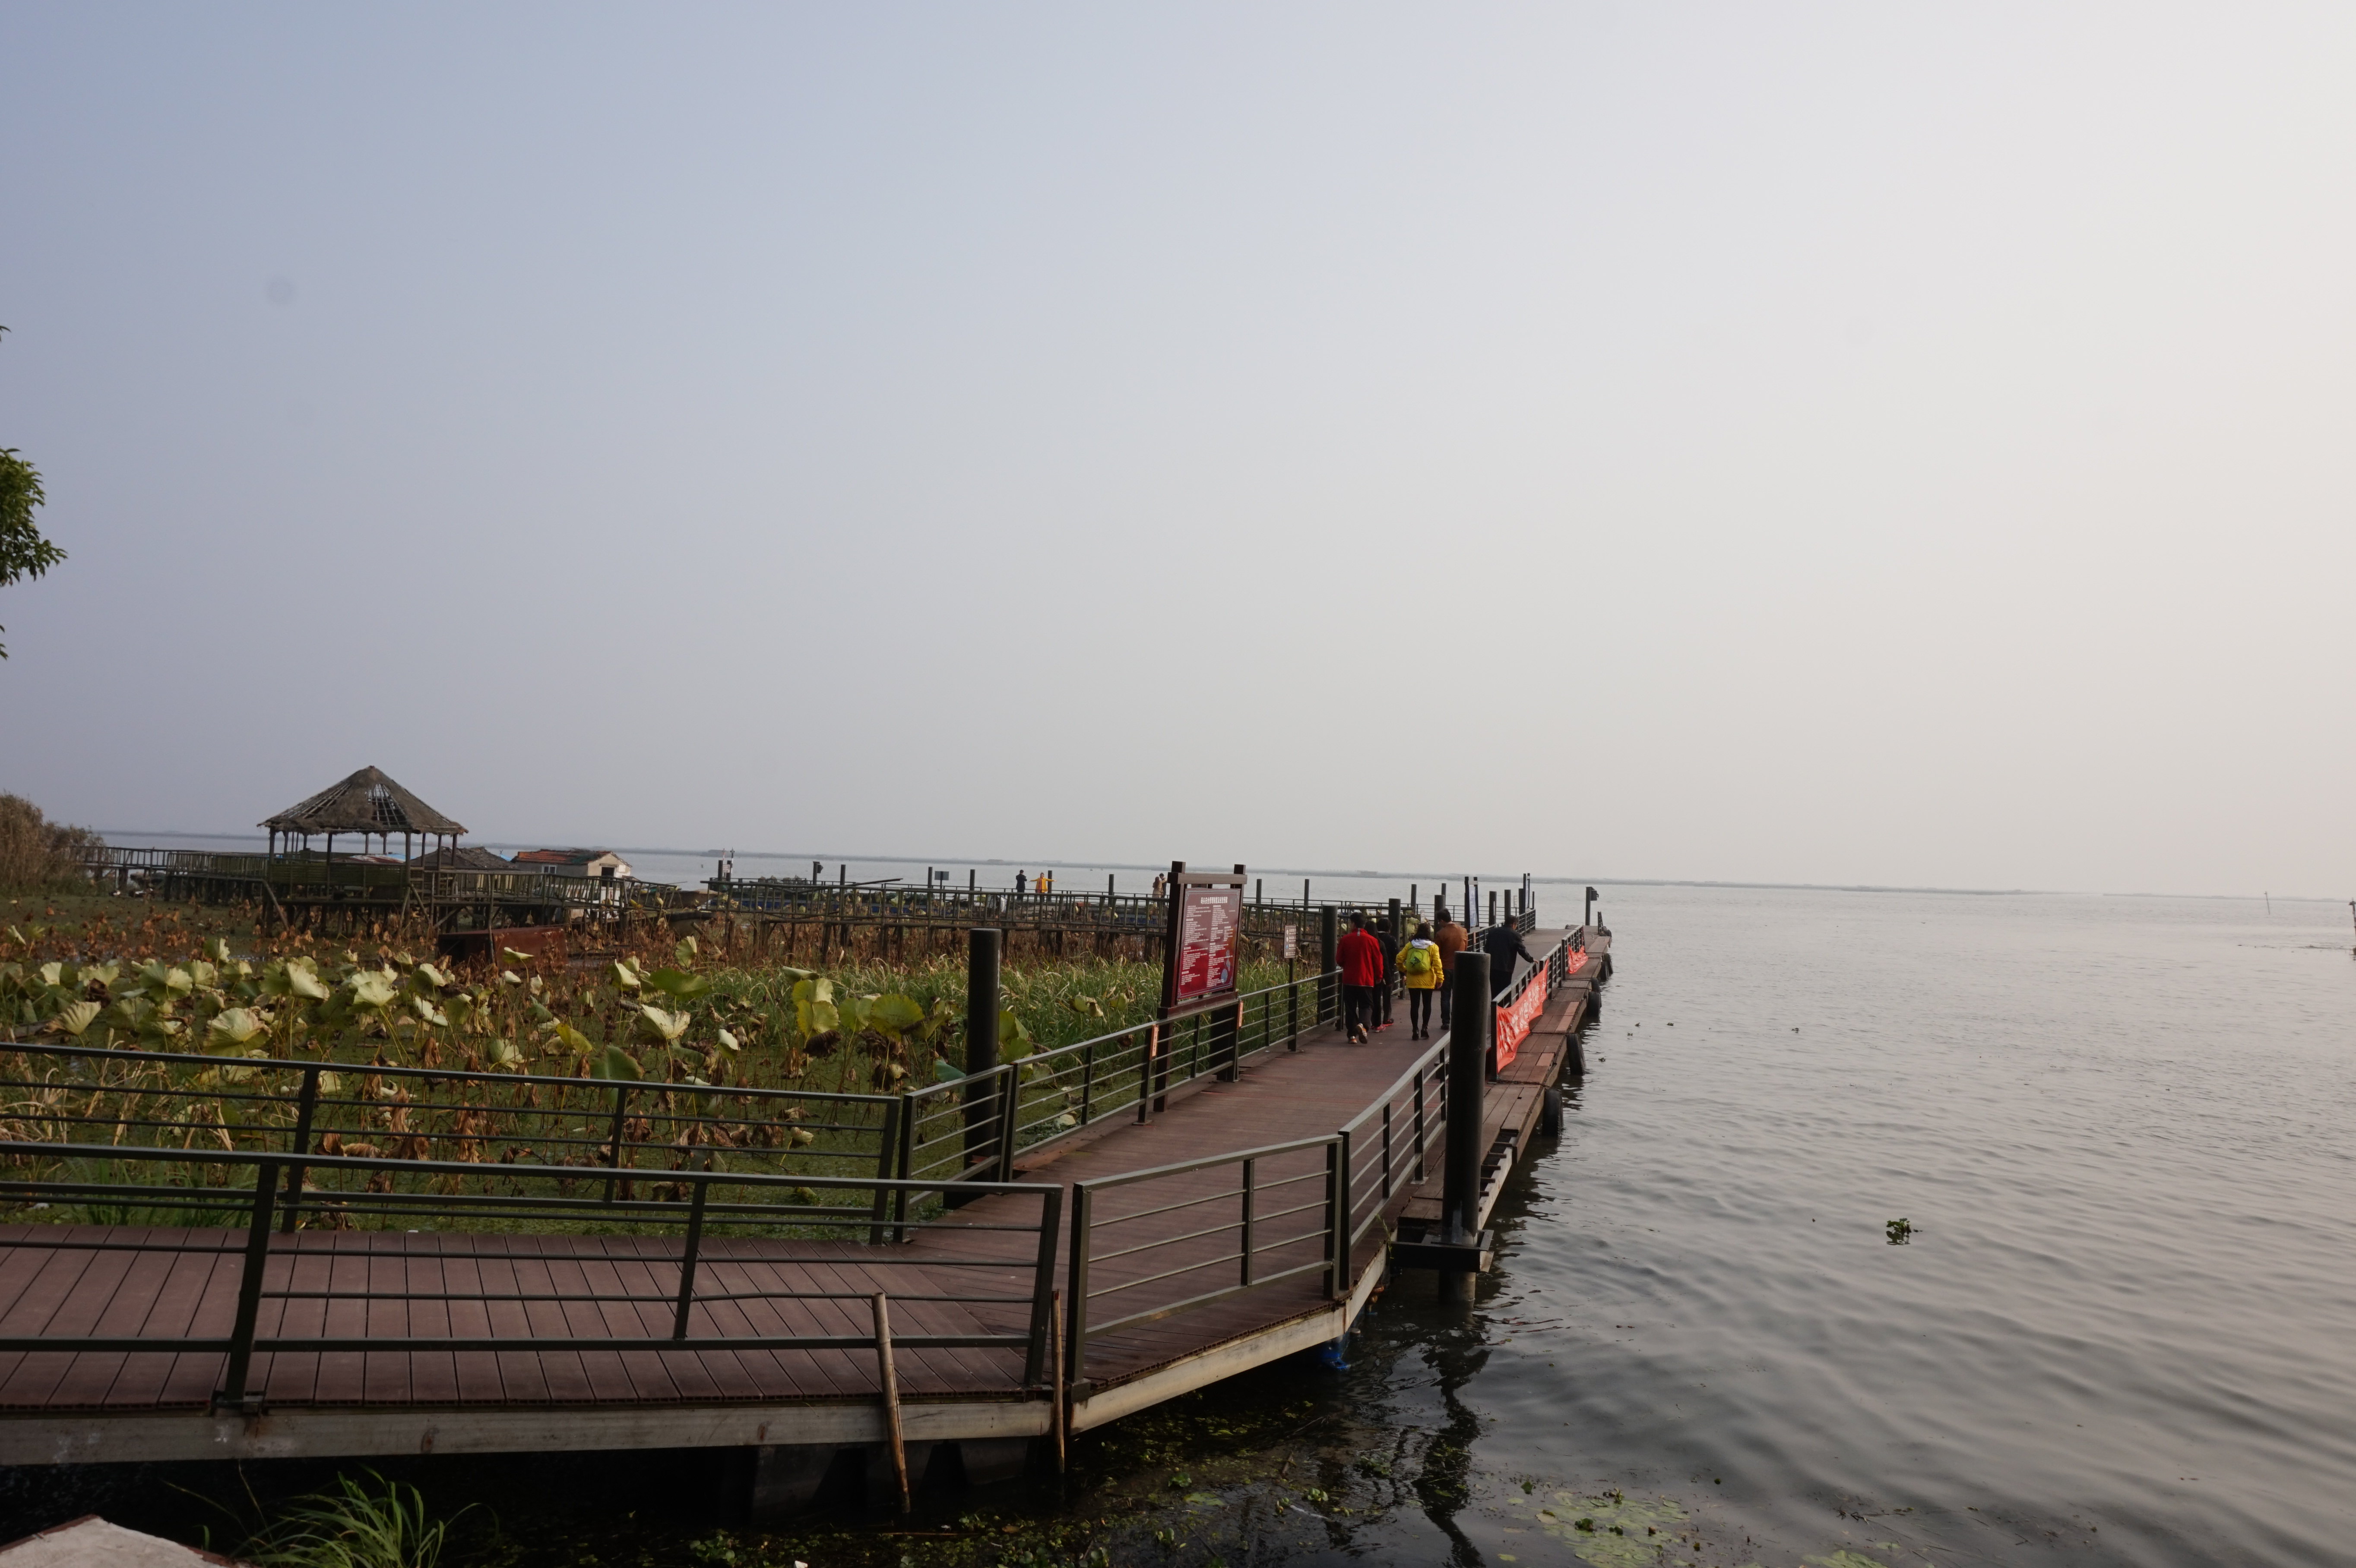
[406,846,512,871]
[260,766,467,837]
[512,847,623,866]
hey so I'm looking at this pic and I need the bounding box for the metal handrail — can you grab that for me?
[0,1138,1063,1410]
[894,968,1342,1191]
[1063,1135,1346,1385]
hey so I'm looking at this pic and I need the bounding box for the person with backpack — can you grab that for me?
[1397,923,1444,1039]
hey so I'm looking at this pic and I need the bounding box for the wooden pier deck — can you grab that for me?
[0,928,1609,1470]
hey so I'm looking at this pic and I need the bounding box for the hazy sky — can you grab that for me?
[4,4,2352,897]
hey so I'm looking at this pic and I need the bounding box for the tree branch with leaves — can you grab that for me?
[0,326,64,658]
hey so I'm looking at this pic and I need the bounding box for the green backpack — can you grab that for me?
[1398,943,1436,979]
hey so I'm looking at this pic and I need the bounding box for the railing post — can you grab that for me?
[1079,1039,1096,1126]
[1288,976,1299,1050]
[1065,1183,1094,1395]
[1381,1100,1395,1197]
[961,927,1002,1200]
[1023,1184,1063,1386]
[602,1084,633,1204]
[890,1091,918,1242]
[995,1069,1021,1182]
[219,1157,280,1412]
[1445,953,1490,1247]
[1412,1062,1429,1184]
[279,1065,320,1234]
[1323,1137,1347,1299]
[1317,907,1338,1026]
[1239,1157,1257,1287]
[671,1179,709,1339]
[868,1095,902,1246]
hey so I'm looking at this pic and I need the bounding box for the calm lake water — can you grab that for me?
[1097,882,2356,1568]
[30,866,2356,1565]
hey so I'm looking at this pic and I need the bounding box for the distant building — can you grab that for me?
[405,846,514,872]
[512,847,632,881]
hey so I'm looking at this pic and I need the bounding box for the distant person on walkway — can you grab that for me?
[1374,917,1400,1031]
[1337,912,1385,1044]
[1431,908,1470,1027]
[1482,920,1536,999]
[1398,924,1444,1039]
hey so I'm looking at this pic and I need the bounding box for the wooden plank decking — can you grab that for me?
[0,927,1609,1462]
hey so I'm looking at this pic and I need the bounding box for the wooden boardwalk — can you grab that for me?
[0,928,1609,1465]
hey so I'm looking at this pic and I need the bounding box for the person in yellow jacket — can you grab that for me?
[1396,924,1445,1040]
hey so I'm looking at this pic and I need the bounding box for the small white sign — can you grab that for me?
[1282,923,1298,959]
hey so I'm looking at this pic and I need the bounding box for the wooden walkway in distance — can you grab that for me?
[0,928,1610,1464]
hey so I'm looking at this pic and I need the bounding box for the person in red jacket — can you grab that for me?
[1336,912,1386,1044]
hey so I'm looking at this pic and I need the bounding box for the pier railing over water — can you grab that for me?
[0,927,1595,1405]
[0,1140,1059,1413]
[895,967,1343,1200]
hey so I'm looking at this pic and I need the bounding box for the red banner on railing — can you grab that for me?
[1494,961,1549,1072]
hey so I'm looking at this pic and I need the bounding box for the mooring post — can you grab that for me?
[1441,952,1490,1303]
[961,927,1002,1198]
[1318,905,1339,1027]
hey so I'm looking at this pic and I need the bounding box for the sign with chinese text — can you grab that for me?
[1172,882,1242,1002]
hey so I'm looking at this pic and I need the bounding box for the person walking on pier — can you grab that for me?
[1337,912,1385,1043]
[1374,916,1400,1031]
[1399,924,1443,1039]
[1482,920,1536,999]
[1432,907,1469,1029]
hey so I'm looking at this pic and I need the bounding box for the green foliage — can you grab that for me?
[246,1470,466,1568]
[0,328,64,660]
[0,794,100,891]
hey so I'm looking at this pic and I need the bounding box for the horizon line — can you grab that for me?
[85,828,2346,904]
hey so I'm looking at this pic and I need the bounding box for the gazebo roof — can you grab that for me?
[260,766,467,838]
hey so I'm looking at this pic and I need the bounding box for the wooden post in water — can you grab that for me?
[872,1293,910,1514]
[1441,951,1489,1304]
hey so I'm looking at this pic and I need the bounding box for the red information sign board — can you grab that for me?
[1172,883,1242,1002]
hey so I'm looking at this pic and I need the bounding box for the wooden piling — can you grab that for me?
[873,1292,910,1514]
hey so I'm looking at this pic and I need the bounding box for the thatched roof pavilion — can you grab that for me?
[261,765,467,863]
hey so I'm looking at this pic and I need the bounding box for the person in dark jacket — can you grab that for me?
[1481,921,1536,999]
[1374,917,1399,1031]
[1336,912,1385,1043]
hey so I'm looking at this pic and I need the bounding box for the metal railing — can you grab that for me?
[0,1041,902,1232]
[891,968,1342,1203]
[0,1140,1061,1412]
[1064,1135,1343,1386]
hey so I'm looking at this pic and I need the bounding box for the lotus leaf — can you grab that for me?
[644,968,711,1002]
[350,974,398,1010]
[716,1029,740,1053]
[869,994,926,1038]
[417,963,453,989]
[51,1000,101,1039]
[639,1006,691,1044]
[552,1021,594,1055]
[208,1008,267,1047]
[592,1044,643,1081]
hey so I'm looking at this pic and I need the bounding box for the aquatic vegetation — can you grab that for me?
[245,1471,467,1568]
